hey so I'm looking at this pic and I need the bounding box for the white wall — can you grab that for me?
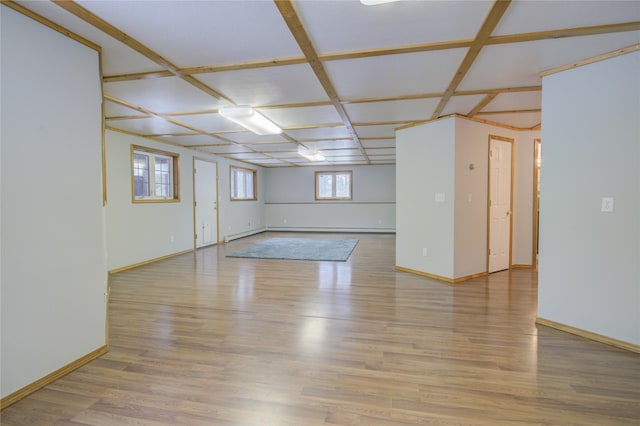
[396,118,456,278]
[397,116,539,280]
[105,130,265,271]
[1,7,106,398]
[538,51,639,345]
[264,165,395,232]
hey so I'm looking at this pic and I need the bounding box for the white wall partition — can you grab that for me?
[538,51,639,345]
[105,130,265,271]
[396,118,456,278]
[396,115,539,281]
[1,7,106,399]
[264,165,395,232]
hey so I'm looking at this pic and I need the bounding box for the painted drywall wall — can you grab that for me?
[538,51,639,345]
[1,7,106,398]
[396,118,456,278]
[397,116,539,280]
[264,165,395,232]
[105,130,265,271]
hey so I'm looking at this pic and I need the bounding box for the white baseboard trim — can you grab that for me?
[223,227,267,242]
[265,226,396,234]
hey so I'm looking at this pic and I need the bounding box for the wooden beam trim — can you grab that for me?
[540,44,640,77]
[431,0,512,119]
[475,108,541,115]
[467,93,498,116]
[487,21,640,46]
[319,39,474,61]
[52,1,234,104]
[2,1,100,51]
[274,0,369,162]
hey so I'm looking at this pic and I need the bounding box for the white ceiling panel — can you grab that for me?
[460,32,640,91]
[226,153,271,160]
[14,0,637,168]
[494,1,640,36]
[484,92,542,112]
[294,0,492,53]
[302,140,360,150]
[246,143,299,153]
[105,77,222,113]
[106,117,192,135]
[262,105,342,128]
[476,112,542,129]
[440,94,488,116]
[13,0,161,75]
[77,0,302,66]
[355,125,399,138]
[323,149,362,157]
[202,145,251,154]
[154,134,227,147]
[366,148,396,156]
[368,155,396,160]
[222,133,289,144]
[326,49,467,99]
[198,64,330,106]
[361,139,396,149]
[286,126,352,141]
[345,98,440,123]
[170,113,244,133]
[104,101,146,118]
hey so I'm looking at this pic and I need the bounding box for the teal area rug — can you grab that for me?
[227,237,358,262]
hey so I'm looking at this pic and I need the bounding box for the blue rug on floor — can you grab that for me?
[227,237,358,262]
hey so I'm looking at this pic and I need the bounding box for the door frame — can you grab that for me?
[192,157,219,248]
[486,135,515,273]
[532,138,541,268]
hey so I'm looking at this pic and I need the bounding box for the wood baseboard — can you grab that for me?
[536,317,640,354]
[109,249,193,274]
[395,266,487,283]
[1,345,108,410]
[511,264,534,269]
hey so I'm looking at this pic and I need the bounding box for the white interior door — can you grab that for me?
[488,138,512,273]
[194,159,218,248]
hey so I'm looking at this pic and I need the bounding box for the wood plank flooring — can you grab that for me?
[2,232,639,425]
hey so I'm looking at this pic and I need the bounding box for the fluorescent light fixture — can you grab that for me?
[218,105,282,135]
[360,0,400,5]
[298,147,325,162]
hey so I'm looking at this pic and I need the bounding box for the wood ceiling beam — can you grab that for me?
[487,21,640,45]
[52,0,235,105]
[274,0,369,163]
[467,94,498,117]
[431,0,512,119]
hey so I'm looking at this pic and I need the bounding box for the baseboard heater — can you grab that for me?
[223,227,267,243]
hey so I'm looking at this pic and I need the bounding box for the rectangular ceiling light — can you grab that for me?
[298,146,325,162]
[218,105,282,135]
[360,0,400,5]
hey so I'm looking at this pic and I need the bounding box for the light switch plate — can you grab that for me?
[435,193,445,203]
[601,197,614,213]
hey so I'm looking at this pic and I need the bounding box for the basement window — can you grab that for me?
[131,145,179,203]
[230,166,257,201]
[315,171,352,200]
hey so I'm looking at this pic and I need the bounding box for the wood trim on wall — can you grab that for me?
[108,249,194,274]
[536,317,640,354]
[540,43,640,77]
[395,266,488,284]
[0,345,108,410]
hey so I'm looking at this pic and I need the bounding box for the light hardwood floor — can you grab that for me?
[2,233,639,425]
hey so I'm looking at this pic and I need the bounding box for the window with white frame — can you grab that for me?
[131,145,179,202]
[315,170,352,200]
[230,166,257,201]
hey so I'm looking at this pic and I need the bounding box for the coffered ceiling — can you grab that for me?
[7,0,640,167]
